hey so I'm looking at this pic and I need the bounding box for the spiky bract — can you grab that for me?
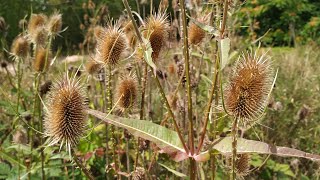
[188,21,206,45]
[47,12,62,36]
[116,74,138,111]
[96,24,127,66]
[235,154,251,177]
[145,13,169,61]
[11,35,29,59]
[224,51,273,127]
[33,47,51,72]
[85,58,101,75]
[44,75,87,150]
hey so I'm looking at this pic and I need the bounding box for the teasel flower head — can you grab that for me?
[188,18,206,45]
[144,12,169,61]
[96,23,127,66]
[44,74,87,151]
[85,58,102,75]
[224,51,274,127]
[11,35,30,59]
[131,167,146,180]
[116,73,138,111]
[47,12,63,37]
[28,14,47,35]
[235,154,251,177]
[33,47,51,72]
[29,26,48,47]
[93,25,104,39]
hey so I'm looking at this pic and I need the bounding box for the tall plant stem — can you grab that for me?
[231,117,238,180]
[179,0,196,178]
[122,0,189,154]
[16,57,22,114]
[72,150,94,180]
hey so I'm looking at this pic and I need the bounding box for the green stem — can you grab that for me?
[179,0,196,179]
[72,150,94,180]
[231,117,238,180]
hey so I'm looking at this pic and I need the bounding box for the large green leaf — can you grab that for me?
[194,137,320,162]
[87,109,185,153]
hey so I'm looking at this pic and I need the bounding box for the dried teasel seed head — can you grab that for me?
[47,12,62,36]
[85,58,101,75]
[28,14,47,35]
[0,16,7,32]
[224,51,274,127]
[116,74,138,111]
[93,25,104,39]
[167,63,176,75]
[236,154,251,177]
[44,75,87,149]
[188,19,206,45]
[144,13,169,61]
[28,26,48,47]
[96,24,127,66]
[131,167,146,180]
[40,80,52,96]
[19,19,28,30]
[33,47,51,72]
[11,35,30,59]
[13,128,28,145]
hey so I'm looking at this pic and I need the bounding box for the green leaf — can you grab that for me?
[219,38,230,70]
[0,150,26,169]
[0,163,11,177]
[142,37,157,76]
[87,109,185,153]
[195,137,320,162]
[158,163,188,178]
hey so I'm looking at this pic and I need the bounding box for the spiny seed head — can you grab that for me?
[85,58,101,75]
[93,25,104,39]
[44,75,87,149]
[96,24,127,66]
[33,47,51,72]
[188,19,206,45]
[236,154,251,177]
[28,14,47,35]
[144,13,169,61]
[11,35,29,59]
[131,167,145,180]
[117,74,138,111]
[0,16,7,32]
[30,27,48,47]
[47,12,62,36]
[224,51,273,127]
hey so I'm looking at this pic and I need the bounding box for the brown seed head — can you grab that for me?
[145,13,169,61]
[28,14,47,35]
[96,24,127,66]
[44,75,87,148]
[85,58,101,75]
[188,20,206,45]
[30,27,48,47]
[224,51,273,127]
[11,35,29,59]
[117,74,138,111]
[131,167,145,180]
[33,47,51,72]
[167,63,176,75]
[0,16,7,32]
[236,154,251,177]
[93,26,104,39]
[19,19,28,30]
[47,12,62,36]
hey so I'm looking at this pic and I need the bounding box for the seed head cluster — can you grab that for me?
[236,154,251,177]
[85,58,101,75]
[33,47,51,72]
[96,24,127,66]
[224,51,273,127]
[47,12,62,36]
[11,35,29,59]
[117,74,138,111]
[188,20,206,45]
[145,13,169,61]
[44,75,87,149]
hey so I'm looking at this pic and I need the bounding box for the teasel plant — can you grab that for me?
[95,21,127,178]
